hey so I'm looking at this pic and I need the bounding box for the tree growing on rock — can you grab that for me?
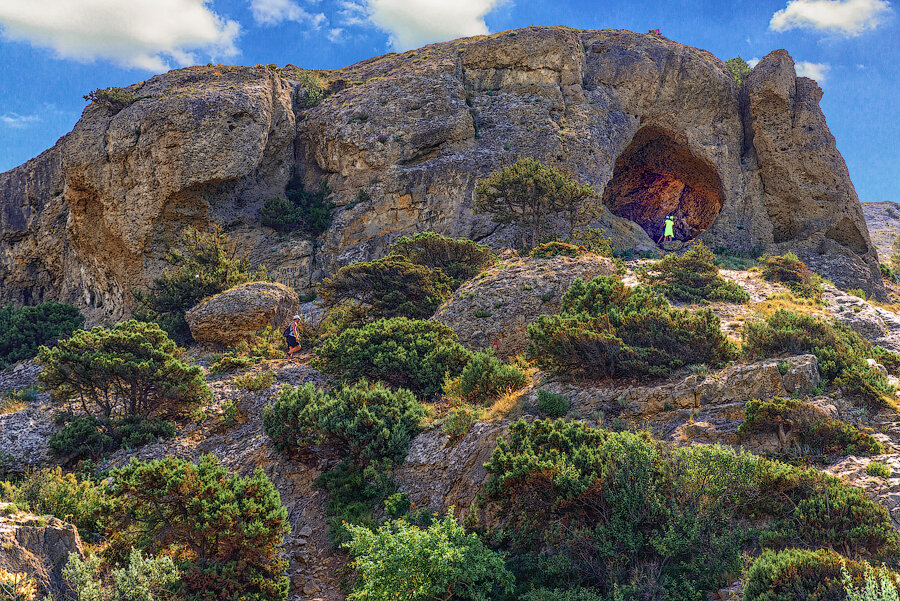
[133,226,265,342]
[474,158,599,248]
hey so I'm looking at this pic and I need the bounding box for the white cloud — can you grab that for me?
[747,57,761,68]
[0,113,40,128]
[795,60,830,81]
[359,0,506,50]
[770,0,892,36]
[338,1,369,26]
[0,0,240,71]
[250,0,327,27]
[327,27,345,42]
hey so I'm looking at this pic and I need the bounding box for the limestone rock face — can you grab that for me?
[0,27,885,322]
[432,254,618,356]
[0,504,84,598]
[185,281,299,347]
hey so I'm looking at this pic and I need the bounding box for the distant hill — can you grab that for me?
[862,201,900,262]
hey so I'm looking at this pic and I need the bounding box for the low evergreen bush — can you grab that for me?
[0,467,108,537]
[38,320,211,424]
[759,252,823,300]
[313,318,471,399]
[263,379,425,464]
[209,327,285,374]
[740,397,885,459]
[319,257,452,321]
[388,232,496,288]
[743,309,896,409]
[64,548,180,601]
[536,389,570,417]
[744,549,900,601]
[343,511,514,601]
[0,302,84,367]
[529,241,587,258]
[483,419,900,598]
[867,462,892,479]
[443,351,528,405]
[527,276,737,379]
[259,177,333,236]
[49,415,175,461]
[106,454,290,601]
[637,242,750,304]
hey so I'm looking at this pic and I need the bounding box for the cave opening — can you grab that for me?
[603,127,725,243]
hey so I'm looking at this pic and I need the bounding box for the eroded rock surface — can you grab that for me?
[0,504,84,598]
[432,253,618,356]
[0,27,885,323]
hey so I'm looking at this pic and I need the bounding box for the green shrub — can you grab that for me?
[83,86,140,111]
[319,257,452,321]
[106,454,289,601]
[388,232,496,288]
[520,588,604,601]
[872,346,900,376]
[263,380,425,465]
[313,317,471,399]
[343,510,514,601]
[474,157,600,248]
[442,404,484,440]
[713,246,759,270]
[38,320,211,424]
[64,548,180,601]
[316,460,395,547]
[867,462,892,479]
[0,467,108,537]
[724,57,751,87]
[740,397,885,459]
[0,568,37,601]
[1,387,37,414]
[744,549,900,601]
[529,241,587,259]
[850,288,868,300]
[295,70,325,107]
[133,226,264,342]
[318,301,371,337]
[844,562,900,600]
[49,415,175,461]
[232,369,275,391]
[536,389,570,417]
[743,310,896,409]
[483,419,900,597]
[881,263,898,283]
[637,242,750,304]
[259,177,333,236]
[527,276,738,379]
[443,351,528,404]
[569,227,614,257]
[760,252,823,300]
[0,302,84,367]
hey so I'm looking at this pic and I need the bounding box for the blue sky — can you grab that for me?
[0,0,897,202]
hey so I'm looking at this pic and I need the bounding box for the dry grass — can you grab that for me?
[753,291,825,319]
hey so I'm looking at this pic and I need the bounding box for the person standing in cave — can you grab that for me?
[659,215,676,244]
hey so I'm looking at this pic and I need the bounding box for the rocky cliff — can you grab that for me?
[0,26,884,323]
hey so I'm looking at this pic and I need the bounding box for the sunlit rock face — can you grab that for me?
[604,126,725,242]
[0,27,886,322]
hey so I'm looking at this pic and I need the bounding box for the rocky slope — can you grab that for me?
[0,26,885,325]
[863,200,900,263]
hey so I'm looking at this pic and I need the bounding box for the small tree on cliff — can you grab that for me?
[474,158,599,248]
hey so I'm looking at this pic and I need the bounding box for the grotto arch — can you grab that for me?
[603,126,726,243]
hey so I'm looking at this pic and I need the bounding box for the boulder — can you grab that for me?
[432,254,618,357]
[185,281,299,347]
[0,503,84,598]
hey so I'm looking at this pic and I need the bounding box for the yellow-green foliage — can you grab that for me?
[740,397,885,459]
[232,369,275,391]
[868,461,893,479]
[0,569,36,601]
[209,327,285,374]
[759,252,823,300]
[443,351,528,405]
[0,467,108,536]
[528,276,738,379]
[743,309,896,409]
[637,242,750,304]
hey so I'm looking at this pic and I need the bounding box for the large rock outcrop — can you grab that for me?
[0,27,884,323]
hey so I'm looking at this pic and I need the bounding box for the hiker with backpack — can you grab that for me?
[283,315,303,361]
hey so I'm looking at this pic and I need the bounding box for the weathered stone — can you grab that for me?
[0,27,884,322]
[432,254,617,356]
[185,281,299,347]
[396,421,506,517]
[0,504,84,598]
